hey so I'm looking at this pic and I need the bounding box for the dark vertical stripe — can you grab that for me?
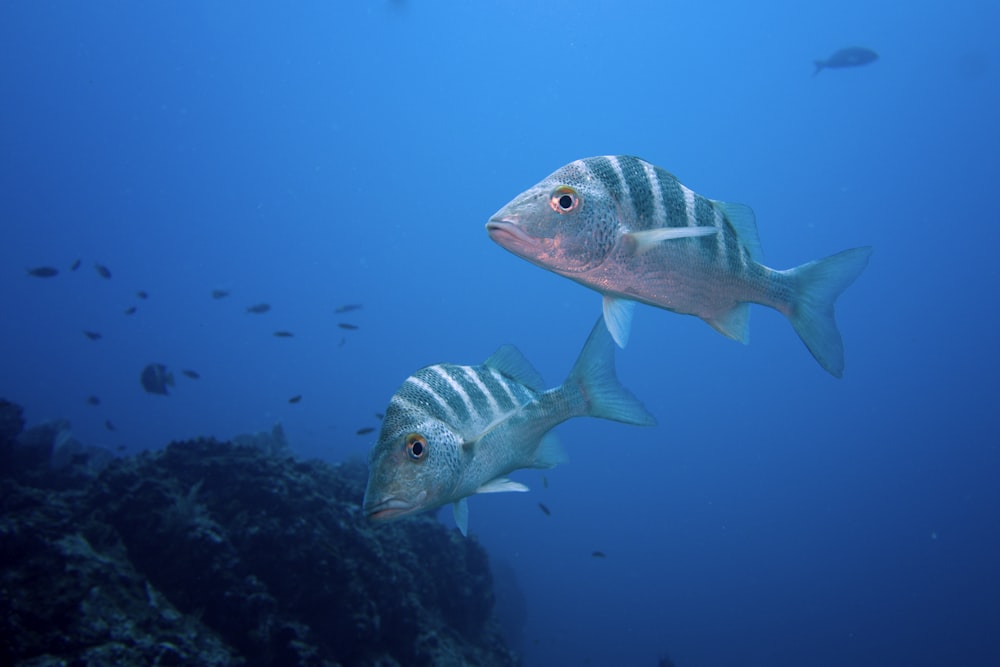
[618,156,655,227]
[401,370,456,423]
[694,195,719,261]
[419,365,471,423]
[654,166,687,228]
[478,367,515,411]
[446,365,491,419]
[584,156,626,205]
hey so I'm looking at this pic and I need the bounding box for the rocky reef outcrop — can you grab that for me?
[0,400,518,666]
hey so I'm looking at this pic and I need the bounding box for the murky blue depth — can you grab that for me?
[2,2,998,665]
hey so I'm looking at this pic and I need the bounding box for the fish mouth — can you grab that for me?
[486,218,538,250]
[364,497,417,522]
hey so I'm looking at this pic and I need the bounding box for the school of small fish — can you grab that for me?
[22,257,366,437]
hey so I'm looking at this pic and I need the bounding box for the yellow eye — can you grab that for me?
[549,185,580,213]
[405,433,427,460]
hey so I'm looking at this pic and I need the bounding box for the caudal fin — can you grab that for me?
[813,60,826,76]
[784,247,872,378]
[565,317,657,426]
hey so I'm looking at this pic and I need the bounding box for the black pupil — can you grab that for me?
[558,194,574,209]
[411,440,423,456]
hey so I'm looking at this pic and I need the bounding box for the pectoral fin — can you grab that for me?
[453,498,469,536]
[476,477,529,494]
[602,296,635,348]
[626,227,717,254]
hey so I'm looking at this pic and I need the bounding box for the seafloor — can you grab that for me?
[0,398,520,666]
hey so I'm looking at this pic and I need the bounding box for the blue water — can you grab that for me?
[2,2,998,665]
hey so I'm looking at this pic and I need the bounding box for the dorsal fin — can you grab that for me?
[713,200,763,262]
[484,344,545,391]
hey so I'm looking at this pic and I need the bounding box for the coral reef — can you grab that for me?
[0,399,519,666]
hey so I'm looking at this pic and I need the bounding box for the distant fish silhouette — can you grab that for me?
[335,303,363,313]
[246,303,271,314]
[181,369,200,380]
[591,551,607,559]
[537,502,551,516]
[814,47,878,75]
[70,259,81,271]
[356,427,375,435]
[123,306,137,315]
[273,331,294,338]
[27,266,59,278]
[136,290,148,299]
[374,412,384,420]
[288,394,302,404]
[94,263,112,279]
[211,289,230,299]
[105,420,117,431]
[86,395,101,406]
[140,363,174,395]
[83,330,102,341]
[338,322,359,330]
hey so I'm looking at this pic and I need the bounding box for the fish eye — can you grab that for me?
[405,433,427,461]
[549,185,580,213]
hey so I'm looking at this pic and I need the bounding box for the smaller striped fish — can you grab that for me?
[363,317,655,535]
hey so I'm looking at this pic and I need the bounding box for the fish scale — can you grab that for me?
[487,155,872,377]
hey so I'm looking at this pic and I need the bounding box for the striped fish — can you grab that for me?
[486,155,872,377]
[362,317,655,535]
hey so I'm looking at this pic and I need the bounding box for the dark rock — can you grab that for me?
[0,412,519,667]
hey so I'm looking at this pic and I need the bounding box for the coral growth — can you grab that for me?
[0,399,518,666]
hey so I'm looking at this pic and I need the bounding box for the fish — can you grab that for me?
[273,331,294,338]
[211,289,230,299]
[70,259,81,271]
[338,323,359,330]
[246,303,271,314]
[814,47,879,76]
[288,394,302,404]
[123,306,137,315]
[83,331,102,341]
[591,551,607,559]
[542,475,548,488]
[26,266,59,278]
[375,412,385,420]
[538,502,551,516]
[356,427,376,435]
[104,420,117,431]
[363,316,655,536]
[94,263,112,279]
[335,303,363,313]
[487,156,872,377]
[86,395,101,406]
[136,290,148,299]
[140,363,174,395]
[181,369,200,379]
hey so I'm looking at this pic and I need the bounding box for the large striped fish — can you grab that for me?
[486,155,872,377]
[362,317,655,535]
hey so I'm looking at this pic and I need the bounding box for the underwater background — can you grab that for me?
[2,1,998,665]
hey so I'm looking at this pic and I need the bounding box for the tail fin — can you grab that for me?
[565,317,657,426]
[784,247,872,378]
[813,60,825,76]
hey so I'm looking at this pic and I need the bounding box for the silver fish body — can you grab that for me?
[487,155,871,377]
[363,317,655,535]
